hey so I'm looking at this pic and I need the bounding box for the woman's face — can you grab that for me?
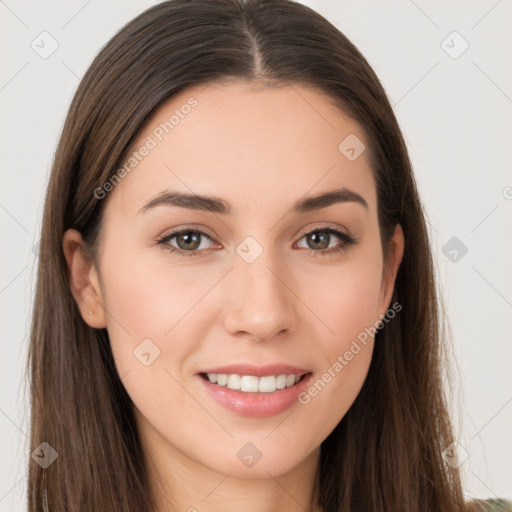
[66,81,403,481]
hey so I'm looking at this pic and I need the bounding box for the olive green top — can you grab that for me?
[471,499,512,511]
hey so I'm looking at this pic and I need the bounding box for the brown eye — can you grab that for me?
[305,231,331,250]
[175,231,202,251]
[296,227,356,256]
[158,228,216,257]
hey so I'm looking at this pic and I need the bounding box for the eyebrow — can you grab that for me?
[138,187,368,215]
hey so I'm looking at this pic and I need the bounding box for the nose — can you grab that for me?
[221,254,299,343]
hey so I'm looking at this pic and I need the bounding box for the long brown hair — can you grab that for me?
[27,0,469,510]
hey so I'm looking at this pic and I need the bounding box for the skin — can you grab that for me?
[63,81,404,512]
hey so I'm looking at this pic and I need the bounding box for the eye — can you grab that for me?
[295,227,356,256]
[157,225,357,258]
[157,228,216,258]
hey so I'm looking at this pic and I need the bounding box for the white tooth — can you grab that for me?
[240,375,259,392]
[258,375,277,393]
[276,374,287,389]
[209,372,305,392]
[227,374,241,390]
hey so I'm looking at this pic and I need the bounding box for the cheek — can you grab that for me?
[98,248,217,442]
[100,242,216,343]
[296,246,384,344]
[97,241,228,398]
[292,247,382,426]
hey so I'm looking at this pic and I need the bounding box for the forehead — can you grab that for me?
[103,80,376,219]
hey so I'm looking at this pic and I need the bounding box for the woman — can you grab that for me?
[26,0,511,510]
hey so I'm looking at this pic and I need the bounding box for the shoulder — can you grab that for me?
[466,499,512,511]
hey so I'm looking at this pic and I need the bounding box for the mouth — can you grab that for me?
[199,371,311,394]
[197,370,313,417]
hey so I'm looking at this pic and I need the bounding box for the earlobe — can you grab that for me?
[62,228,107,329]
[378,224,405,316]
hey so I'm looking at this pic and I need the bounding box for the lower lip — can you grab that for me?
[197,373,313,417]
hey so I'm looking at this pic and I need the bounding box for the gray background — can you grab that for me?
[1,0,511,509]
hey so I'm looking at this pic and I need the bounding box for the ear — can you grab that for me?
[377,224,404,318]
[62,228,107,329]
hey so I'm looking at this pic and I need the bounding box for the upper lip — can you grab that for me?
[199,364,311,377]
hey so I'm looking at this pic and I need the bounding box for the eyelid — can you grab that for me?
[158,224,218,244]
[295,222,352,240]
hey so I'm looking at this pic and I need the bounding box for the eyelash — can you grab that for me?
[156,226,357,259]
